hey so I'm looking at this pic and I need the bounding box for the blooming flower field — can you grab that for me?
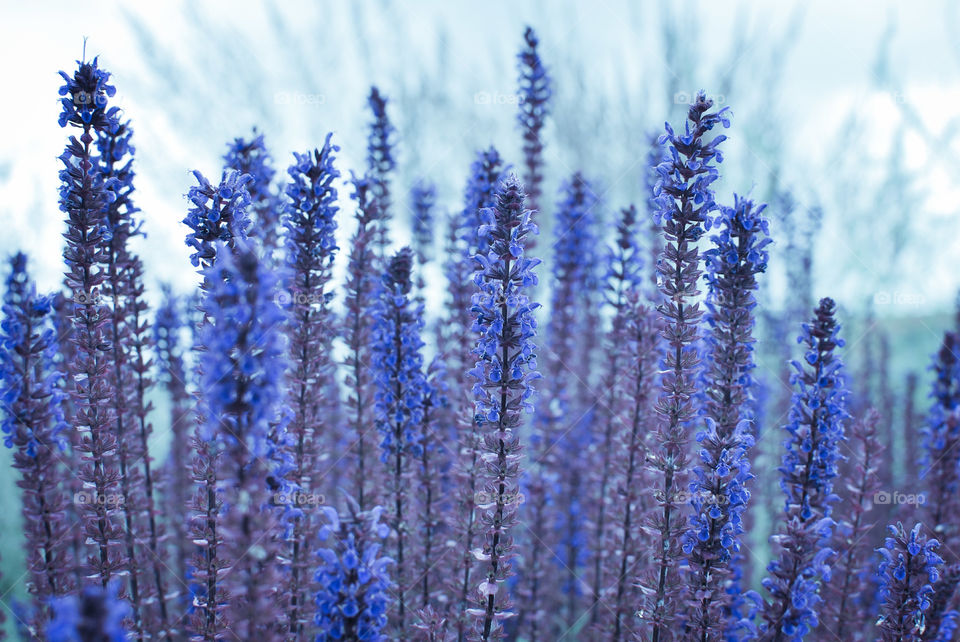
[1,4,960,641]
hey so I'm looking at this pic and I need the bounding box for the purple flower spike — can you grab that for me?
[761,297,849,641]
[683,195,770,638]
[371,247,427,629]
[920,332,960,556]
[516,27,551,220]
[188,241,288,639]
[641,90,730,640]
[367,86,396,256]
[819,409,884,639]
[58,56,127,588]
[410,179,437,265]
[443,147,507,641]
[278,132,341,638]
[468,175,540,641]
[0,254,73,634]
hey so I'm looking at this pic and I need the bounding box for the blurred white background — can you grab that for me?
[1,0,959,318]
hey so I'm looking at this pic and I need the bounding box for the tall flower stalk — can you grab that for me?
[761,297,849,641]
[153,288,192,587]
[920,332,960,559]
[606,298,660,641]
[820,409,883,640]
[0,254,73,634]
[903,372,920,486]
[540,172,600,630]
[367,87,396,257]
[415,358,449,612]
[588,204,645,628]
[182,171,254,640]
[466,175,540,640]
[516,26,551,220]
[57,56,126,587]
[411,179,437,266]
[683,195,770,640]
[193,242,288,639]
[371,247,427,630]
[279,134,340,638]
[97,103,168,638]
[343,173,381,511]
[641,91,730,639]
[446,148,506,642]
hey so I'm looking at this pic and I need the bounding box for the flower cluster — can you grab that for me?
[11,32,960,642]
[0,254,72,633]
[183,169,253,270]
[875,522,943,640]
[820,409,884,639]
[95,87,168,636]
[461,147,508,257]
[58,56,126,587]
[587,204,647,633]
[641,90,730,638]
[47,584,130,642]
[152,287,193,584]
[549,172,601,348]
[314,502,395,641]
[96,115,139,246]
[370,247,427,627]
[540,171,601,628]
[443,146,508,640]
[223,130,282,257]
[923,563,960,641]
[467,175,540,639]
[343,172,382,512]
[197,240,288,450]
[57,57,117,130]
[683,195,770,638]
[761,297,849,640]
[191,241,289,638]
[603,298,660,641]
[371,248,426,463]
[280,132,341,637]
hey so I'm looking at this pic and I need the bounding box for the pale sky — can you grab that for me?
[2,0,959,316]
